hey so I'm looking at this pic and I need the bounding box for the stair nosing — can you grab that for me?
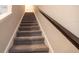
[17,30,41,32]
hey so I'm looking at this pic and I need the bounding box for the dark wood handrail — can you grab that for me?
[39,9,79,49]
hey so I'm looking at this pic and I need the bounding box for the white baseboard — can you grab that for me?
[4,13,25,53]
[34,11,54,53]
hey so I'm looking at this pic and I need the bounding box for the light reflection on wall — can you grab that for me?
[25,5,34,12]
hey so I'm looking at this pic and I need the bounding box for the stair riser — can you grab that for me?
[20,24,38,26]
[22,18,36,21]
[17,32,42,37]
[9,51,49,53]
[21,21,37,23]
[23,17,36,20]
[23,16,36,18]
[22,19,36,21]
[19,25,39,28]
[14,40,44,45]
[19,27,40,31]
[22,19,37,22]
[23,16,35,18]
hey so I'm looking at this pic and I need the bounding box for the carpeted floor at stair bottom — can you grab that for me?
[9,12,49,53]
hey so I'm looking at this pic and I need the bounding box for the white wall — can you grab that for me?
[0,5,25,52]
[34,6,79,52]
[37,5,79,38]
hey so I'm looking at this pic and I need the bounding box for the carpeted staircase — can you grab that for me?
[9,12,49,53]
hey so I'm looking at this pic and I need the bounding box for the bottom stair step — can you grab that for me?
[9,44,49,53]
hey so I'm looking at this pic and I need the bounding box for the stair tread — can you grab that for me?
[21,21,37,23]
[22,21,37,22]
[19,26,40,31]
[10,44,49,53]
[20,24,38,26]
[16,36,44,39]
[17,30,42,37]
[19,26,39,28]
[15,36,44,40]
